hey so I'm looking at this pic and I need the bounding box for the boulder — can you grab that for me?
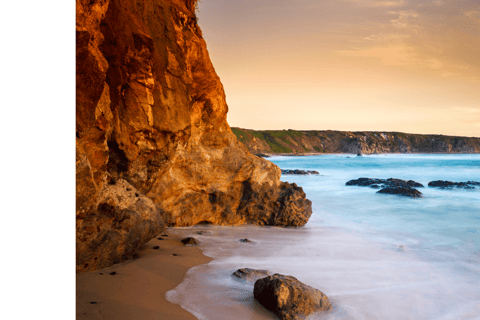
[76,179,165,273]
[181,237,199,245]
[281,169,319,175]
[232,268,270,282]
[254,274,331,320]
[239,238,255,244]
[347,177,424,198]
[428,180,478,189]
[346,178,423,188]
[377,187,422,198]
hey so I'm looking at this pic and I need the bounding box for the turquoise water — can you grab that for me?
[168,154,480,319]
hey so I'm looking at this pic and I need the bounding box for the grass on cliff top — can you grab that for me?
[231,128,294,153]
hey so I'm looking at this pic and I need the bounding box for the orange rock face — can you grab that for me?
[76,0,312,272]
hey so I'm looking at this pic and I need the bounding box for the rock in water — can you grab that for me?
[180,237,199,245]
[232,268,270,282]
[76,0,312,272]
[377,187,423,198]
[254,274,331,320]
[428,180,478,189]
[281,169,320,175]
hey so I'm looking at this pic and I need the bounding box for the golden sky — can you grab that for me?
[198,0,480,137]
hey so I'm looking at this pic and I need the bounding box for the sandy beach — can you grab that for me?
[76,229,212,319]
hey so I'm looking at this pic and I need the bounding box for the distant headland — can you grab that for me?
[231,128,480,155]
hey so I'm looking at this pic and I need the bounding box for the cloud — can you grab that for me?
[452,107,480,114]
[427,59,444,70]
[464,10,479,18]
[337,44,417,66]
[464,10,480,22]
[388,10,419,29]
[339,0,406,7]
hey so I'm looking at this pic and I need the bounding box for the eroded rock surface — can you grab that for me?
[254,274,331,320]
[76,0,312,272]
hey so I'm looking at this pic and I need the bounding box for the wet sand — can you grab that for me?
[76,230,212,319]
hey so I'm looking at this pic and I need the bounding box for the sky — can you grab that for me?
[197,0,480,137]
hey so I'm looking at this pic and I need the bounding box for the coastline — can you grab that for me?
[76,229,212,320]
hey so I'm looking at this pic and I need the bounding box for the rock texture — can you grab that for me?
[281,169,319,175]
[76,0,312,272]
[232,128,480,154]
[428,180,479,189]
[346,178,424,198]
[232,268,270,282]
[254,274,331,320]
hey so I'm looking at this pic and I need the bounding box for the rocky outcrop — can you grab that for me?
[254,274,331,320]
[346,178,423,198]
[76,0,312,272]
[232,128,480,154]
[180,237,199,245]
[377,187,423,198]
[232,268,270,282]
[281,169,319,175]
[428,180,479,189]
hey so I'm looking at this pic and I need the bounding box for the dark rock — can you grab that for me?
[99,273,103,275]
[232,268,270,282]
[347,177,424,198]
[377,187,422,198]
[346,177,423,188]
[255,153,271,158]
[239,238,254,243]
[172,253,178,256]
[181,237,200,245]
[109,272,116,275]
[153,246,160,249]
[281,169,319,175]
[196,231,206,235]
[157,237,164,240]
[161,234,168,237]
[90,301,98,305]
[254,274,331,320]
[428,180,478,189]
[357,153,363,157]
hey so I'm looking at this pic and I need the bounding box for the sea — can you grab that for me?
[166,154,480,320]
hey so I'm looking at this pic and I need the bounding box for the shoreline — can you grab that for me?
[76,229,212,320]
[259,152,480,157]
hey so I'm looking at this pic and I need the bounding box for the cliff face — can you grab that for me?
[76,0,312,273]
[232,128,480,154]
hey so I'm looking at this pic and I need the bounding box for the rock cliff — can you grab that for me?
[76,0,312,272]
[232,128,480,154]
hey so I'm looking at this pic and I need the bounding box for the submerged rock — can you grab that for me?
[377,187,422,198]
[428,180,478,189]
[346,178,423,188]
[347,177,423,198]
[232,268,270,282]
[281,169,320,175]
[254,274,331,320]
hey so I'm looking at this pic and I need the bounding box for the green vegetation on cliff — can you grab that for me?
[231,128,480,154]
